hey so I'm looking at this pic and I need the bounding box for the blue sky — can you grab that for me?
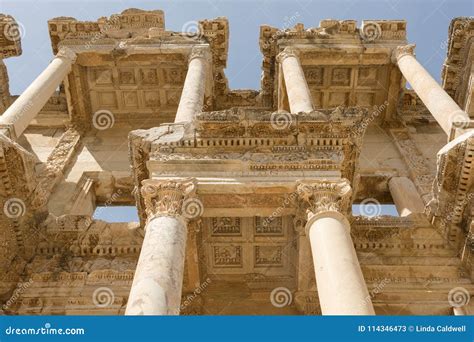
[1,0,472,94]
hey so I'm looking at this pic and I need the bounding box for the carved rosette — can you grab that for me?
[391,44,415,63]
[296,179,352,230]
[141,178,198,221]
[276,47,300,63]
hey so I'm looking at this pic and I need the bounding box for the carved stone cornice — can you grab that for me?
[442,17,474,103]
[391,44,415,63]
[141,178,199,221]
[276,47,300,63]
[389,129,434,204]
[296,179,352,232]
[428,130,474,248]
[31,128,82,210]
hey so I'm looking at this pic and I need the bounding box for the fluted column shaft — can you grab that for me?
[0,47,76,139]
[277,47,313,113]
[125,178,200,315]
[298,180,375,315]
[174,47,210,123]
[393,45,470,136]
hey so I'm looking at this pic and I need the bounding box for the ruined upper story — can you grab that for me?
[0,9,473,316]
[0,10,471,222]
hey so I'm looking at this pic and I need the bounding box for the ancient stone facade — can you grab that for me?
[0,9,473,315]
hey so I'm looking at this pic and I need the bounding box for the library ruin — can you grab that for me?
[0,9,473,315]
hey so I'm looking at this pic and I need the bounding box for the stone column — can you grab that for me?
[125,178,201,315]
[388,176,424,216]
[0,47,76,139]
[393,45,470,136]
[453,306,467,315]
[276,47,313,114]
[297,179,375,315]
[174,47,210,124]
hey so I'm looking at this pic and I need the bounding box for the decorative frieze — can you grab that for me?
[390,129,435,204]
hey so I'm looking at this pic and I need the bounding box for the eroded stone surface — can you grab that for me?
[0,10,472,316]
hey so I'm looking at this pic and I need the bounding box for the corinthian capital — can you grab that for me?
[276,47,300,63]
[297,179,352,220]
[189,46,211,62]
[56,47,77,63]
[391,44,415,63]
[141,178,202,221]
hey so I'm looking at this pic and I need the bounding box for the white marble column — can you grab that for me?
[0,47,76,139]
[277,47,313,114]
[174,47,210,123]
[297,179,375,315]
[388,176,424,216]
[453,306,467,315]
[125,178,199,315]
[393,45,470,136]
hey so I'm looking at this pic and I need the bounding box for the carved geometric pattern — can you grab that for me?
[301,65,388,109]
[255,217,283,236]
[211,217,241,236]
[331,68,351,86]
[203,217,293,276]
[212,245,242,268]
[357,67,378,86]
[87,64,186,115]
[254,245,283,267]
[304,67,323,85]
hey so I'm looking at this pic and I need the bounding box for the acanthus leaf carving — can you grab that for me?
[141,178,198,221]
[296,179,352,221]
